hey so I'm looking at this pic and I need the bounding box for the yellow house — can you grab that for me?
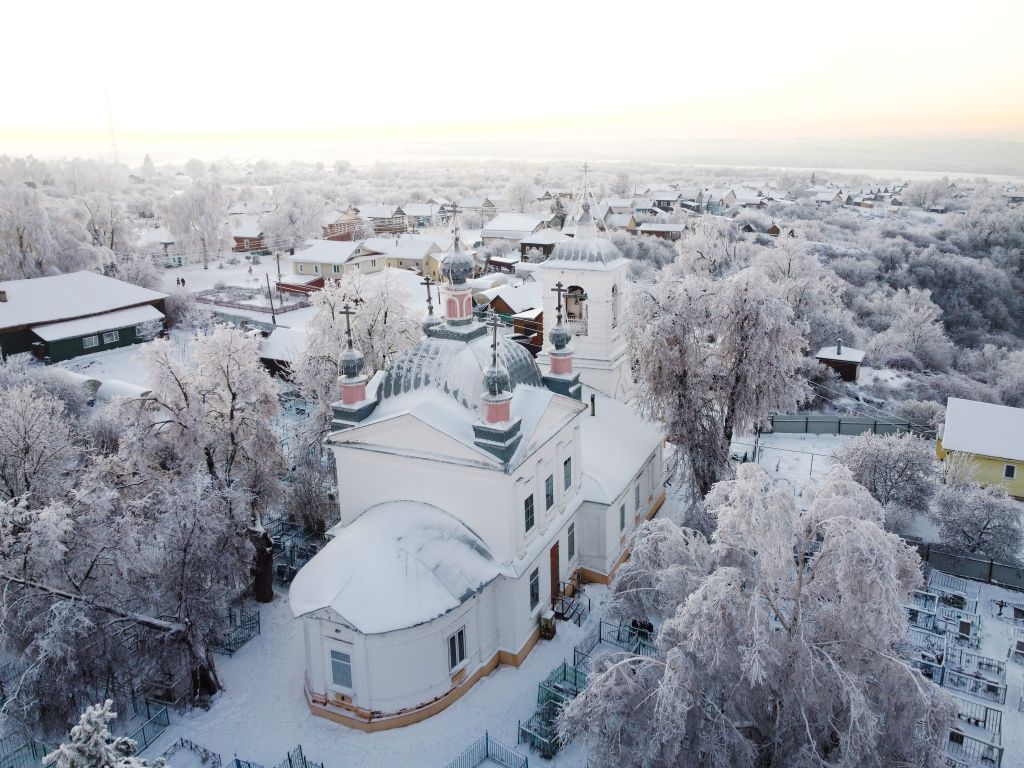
[937,397,1024,498]
[287,239,386,280]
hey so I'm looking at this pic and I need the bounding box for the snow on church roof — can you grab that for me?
[580,388,664,504]
[942,397,1024,463]
[288,501,505,633]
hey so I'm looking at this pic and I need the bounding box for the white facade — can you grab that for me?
[288,234,663,730]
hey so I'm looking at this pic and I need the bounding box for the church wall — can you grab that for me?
[305,583,501,717]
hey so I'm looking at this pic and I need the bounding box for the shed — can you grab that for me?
[814,340,865,382]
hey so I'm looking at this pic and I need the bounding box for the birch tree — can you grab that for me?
[160,179,231,269]
[627,267,808,496]
[561,465,954,768]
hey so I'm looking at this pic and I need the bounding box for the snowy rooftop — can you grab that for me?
[482,214,549,238]
[815,344,866,364]
[942,397,1024,462]
[231,214,263,238]
[0,271,168,330]
[32,304,164,342]
[580,388,664,504]
[289,501,505,633]
[260,327,307,364]
[519,229,569,246]
[288,239,379,266]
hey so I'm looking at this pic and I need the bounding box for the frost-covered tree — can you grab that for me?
[44,700,166,768]
[834,432,936,515]
[140,328,285,600]
[628,267,809,496]
[0,187,104,279]
[562,465,953,768]
[261,184,328,252]
[160,179,231,269]
[995,350,1024,407]
[505,177,534,213]
[930,481,1024,564]
[292,273,419,455]
[0,384,78,505]
[674,215,753,278]
[867,288,954,371]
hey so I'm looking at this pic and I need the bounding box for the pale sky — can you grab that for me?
[3,0,1023,160]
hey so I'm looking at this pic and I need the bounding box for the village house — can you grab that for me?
[937,398,1024,499]
[288,239,386,280]
[288,222,664,730]
[481,213,554,247]
[0,271,168,363]
[322,210,363,241]
[814,339,865,382]
[356,204,407,235]
[518,228,569,260]
[403,203,444,229]
[228,200,274,216]
[231,214,265,252]
[637,222,685,241]
[364,236,442,273]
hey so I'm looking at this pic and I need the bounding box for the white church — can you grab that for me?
[288,205,665,730]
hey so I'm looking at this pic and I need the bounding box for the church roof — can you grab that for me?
[288,501,505,633]
[377,329,543,410]
[543,204,627,270]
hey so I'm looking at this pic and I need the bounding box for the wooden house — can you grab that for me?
[0,272,168,363]
[288,239,386,280]
[937,398,1024,499]
[814,340,865,382]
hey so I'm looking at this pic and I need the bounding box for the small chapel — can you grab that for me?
[288,205,665,730]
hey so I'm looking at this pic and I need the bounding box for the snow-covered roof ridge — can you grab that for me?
[0,271,168,330]
[815,343,865,363]
[942,397,1024,462]
[32,304,164,342]
[288,500,507,633]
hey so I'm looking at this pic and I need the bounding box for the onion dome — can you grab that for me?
[340,344,365,378]
[483,363,511,396]
[548,202,624,266]
[549,321,572,351]
[443,248,474,285]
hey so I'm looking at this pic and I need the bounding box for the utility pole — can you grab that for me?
[265,273,277,326]
[275,251,282,282]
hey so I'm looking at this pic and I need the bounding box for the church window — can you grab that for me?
[612,284,620,328]
[448,627,467,670]
[545,476,554,510]
[563,458,572,490]
[330,649,352,689]
[524,494,535,532]
[620,504,626,531]
[568,523,575,560]
[529,568,540,610]
[635,484,641,511]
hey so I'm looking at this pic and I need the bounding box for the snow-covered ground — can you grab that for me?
[732,431,849,491]
[145,588,606,768]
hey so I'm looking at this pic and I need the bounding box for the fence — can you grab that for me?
[194,288,311,316]
[212,606,262,656]
[446,733,528,768]
[162,738,224,768]
[274,746,323,768]
[0,736,50,768]
[918,546,1024,592]
[130,704,170,754]
[767,413,933,438]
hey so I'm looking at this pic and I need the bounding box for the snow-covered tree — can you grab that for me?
[505,177,534,213]
[628,267,809,496]
[674,215,753,278]
[0,384,78,505]
[140,154,157,179]
[867,288,954,372]
[930,481,1023,564]
[834,432,936,515]
[160,179,231,269]
[562,464,953,768]
[261,184,328,252]
[141,328,285,600]
[0,187,104,279]
[292,273,419,456]
[107,250,161,290]
[44,700,166,768]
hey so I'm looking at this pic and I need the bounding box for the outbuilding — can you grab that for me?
[814,340,865,382]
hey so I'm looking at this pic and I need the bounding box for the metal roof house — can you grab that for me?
[0,271,168,363]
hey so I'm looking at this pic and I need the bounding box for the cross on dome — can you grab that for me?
[338,303,365,378]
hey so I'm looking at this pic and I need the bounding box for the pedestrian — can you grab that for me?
[180,277,186,287]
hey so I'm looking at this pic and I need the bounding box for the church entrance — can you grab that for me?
[549,541,560,604]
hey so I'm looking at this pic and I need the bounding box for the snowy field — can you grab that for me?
[145,589,606,768]
[731,431,849,491]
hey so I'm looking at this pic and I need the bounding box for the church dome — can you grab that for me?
[443,248,474,284]
[547,204,624,266]
[377,331,543,409]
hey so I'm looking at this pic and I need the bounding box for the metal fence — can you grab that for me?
[0,736,50,768]
[162,738,224,768]
[767,413,934,438]
[212,607,262,656]
[129,704,169,754]
[918,546,1024,592]
[446,733,528,768]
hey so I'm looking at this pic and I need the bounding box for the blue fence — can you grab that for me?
[130,703,170,754]
[447,733,527,768]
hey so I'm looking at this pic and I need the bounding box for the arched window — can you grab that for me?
[611,284,620,328]
[565,285,587,336]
